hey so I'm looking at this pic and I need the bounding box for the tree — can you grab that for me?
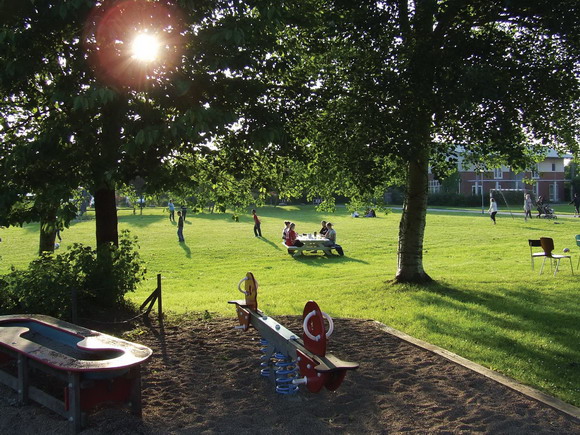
[0,0,290,251]
[265,0,580,282]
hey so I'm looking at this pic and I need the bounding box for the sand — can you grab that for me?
[0,314,578,434]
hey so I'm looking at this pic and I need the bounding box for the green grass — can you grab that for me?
[1,205,579,407]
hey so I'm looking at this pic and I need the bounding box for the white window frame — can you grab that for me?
[549,183,557,202]
[493,168,503,179]
[429,180,441,193]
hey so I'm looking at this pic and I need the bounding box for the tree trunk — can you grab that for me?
[94,186,118,247]
[395,149,432,283]
[39,215,58,254]
[394,0,436,284]
[38,200,59,254]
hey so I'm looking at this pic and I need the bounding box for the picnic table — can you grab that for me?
[283,233,338,256]
[0,314,152,433]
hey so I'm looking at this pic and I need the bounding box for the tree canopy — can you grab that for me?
[1,0,579,284]
[0,0,289,248]
[258,0,580,282]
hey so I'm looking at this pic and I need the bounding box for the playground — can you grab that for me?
[0,313,578,434]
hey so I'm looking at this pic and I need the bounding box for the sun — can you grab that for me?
[131,33,160,62]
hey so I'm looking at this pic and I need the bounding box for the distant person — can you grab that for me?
[181,204,187,220]
[252,209,262,237]
[569,193,580,217]
[488,198,498,225]
[319,220,328,236]
[282,221,291,241]
[177,210,185,242]
[286,223,304,248]
[78,200,87,220]
[536,196,544,218]
[352,211,360,218]
[168,200,175,222]
[523,194,533,221]
[364,209,376,217]
[323,222,344,256]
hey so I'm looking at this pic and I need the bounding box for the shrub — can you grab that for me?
[0,230,146,319]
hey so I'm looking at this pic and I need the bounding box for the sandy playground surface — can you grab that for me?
[0,314,578,434]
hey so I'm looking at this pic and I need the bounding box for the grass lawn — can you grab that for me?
[1,205,579,407]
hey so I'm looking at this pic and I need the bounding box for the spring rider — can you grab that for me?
[229,272,358,394]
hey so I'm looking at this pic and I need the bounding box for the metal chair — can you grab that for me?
[528,239,546,270]
[539,237,574,276]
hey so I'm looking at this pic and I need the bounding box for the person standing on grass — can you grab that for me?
[523,194,533,221]
[252,209,262,237]
[488,198,498,225]
[536,195,544,218]
[569,193,580,217]
[168,200,175,222]
[177,211,185,242]
[181,204,187,220]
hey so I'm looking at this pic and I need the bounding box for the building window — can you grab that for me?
[549,183,557,202]
[472,182,482,195]
[429,180,441,193]
[493,168,503,179]
[552,163,556,172]
[532,165,540,179]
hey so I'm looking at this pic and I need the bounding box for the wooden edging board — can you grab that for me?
[373,321,580,421]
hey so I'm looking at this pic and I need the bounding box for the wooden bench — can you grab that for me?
[0,314,152,433]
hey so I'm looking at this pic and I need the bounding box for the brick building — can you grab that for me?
[428,149,570,202]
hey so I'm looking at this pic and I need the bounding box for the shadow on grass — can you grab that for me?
[292,253,369,265]
[258,236,282,250]
[118,213,168,227]
[400,280,580,404]
[179,241,191,258]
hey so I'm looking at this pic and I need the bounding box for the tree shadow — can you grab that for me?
[398,280,580,399]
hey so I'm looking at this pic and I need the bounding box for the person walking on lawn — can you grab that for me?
[252,209,262,237]
[488,198,498,225]
[177,211,185,242]
[569,193,580,217]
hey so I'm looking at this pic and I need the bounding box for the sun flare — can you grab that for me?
[131,33,160,62]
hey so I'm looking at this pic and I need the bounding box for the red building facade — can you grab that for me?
[428,150,569,202]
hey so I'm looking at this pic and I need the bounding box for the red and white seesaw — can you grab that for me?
[229,272,358,394]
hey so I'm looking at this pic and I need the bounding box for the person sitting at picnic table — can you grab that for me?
[319,220,328,236]
[285,223,304,251]
[282,220,291,241]
[323,222,344,256]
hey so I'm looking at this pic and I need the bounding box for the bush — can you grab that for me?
[0,230,146,319]
[427,193,483,207]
